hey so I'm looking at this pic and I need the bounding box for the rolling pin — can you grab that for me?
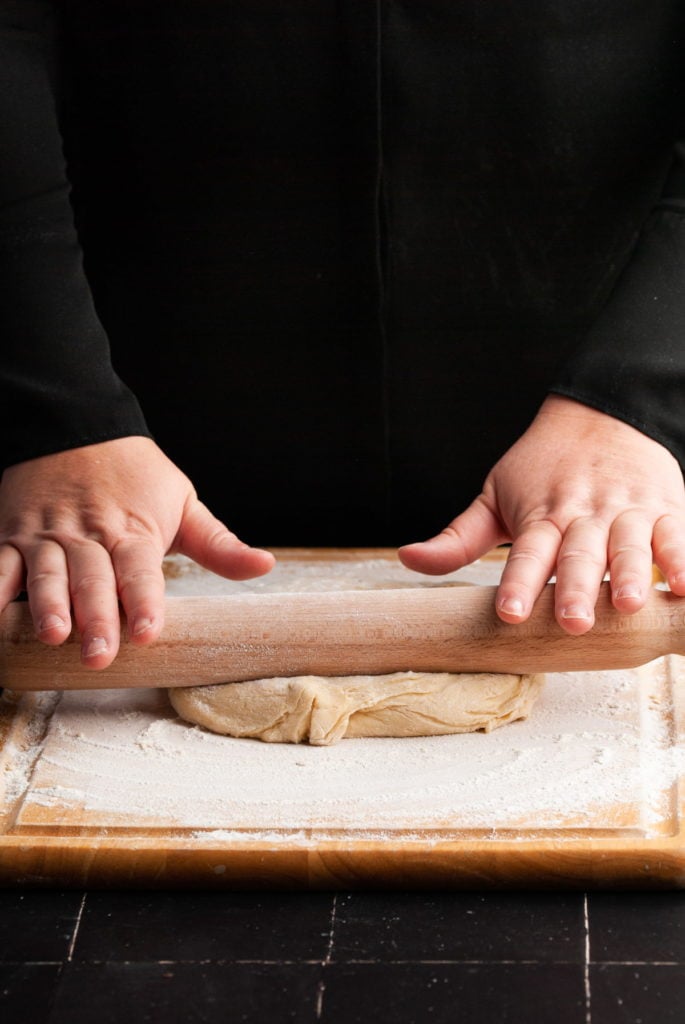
[2,581,685,691]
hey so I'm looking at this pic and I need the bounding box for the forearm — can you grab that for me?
[0,0,149,472]
[550,146,685,471]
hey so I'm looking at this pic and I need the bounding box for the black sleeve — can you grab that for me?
[549,143,685,470]
[0,0,150,475]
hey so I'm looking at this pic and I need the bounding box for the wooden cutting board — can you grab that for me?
[1,548,684,889]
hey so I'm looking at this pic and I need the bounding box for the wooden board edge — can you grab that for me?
[4,550,683,889]
[1,835,684,890]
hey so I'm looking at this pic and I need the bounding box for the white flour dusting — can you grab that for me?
[162,553,507,594]
[0,692,60,811]
[5,554,685,840]
[13,662,684,838]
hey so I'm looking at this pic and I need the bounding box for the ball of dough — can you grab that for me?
[169,670,544,746]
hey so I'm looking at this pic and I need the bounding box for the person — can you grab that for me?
[2,1,685,670]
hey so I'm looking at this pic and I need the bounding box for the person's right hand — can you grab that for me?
[0,436,275,669]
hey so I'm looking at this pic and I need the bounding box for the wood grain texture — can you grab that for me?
[1,836,684,890]
[1,548,684,889]
[3,581,685,691]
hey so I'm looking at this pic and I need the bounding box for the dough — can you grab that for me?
[169,670,544,746]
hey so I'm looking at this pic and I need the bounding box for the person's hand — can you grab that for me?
[0,437,275,667]
[399,395,685,634]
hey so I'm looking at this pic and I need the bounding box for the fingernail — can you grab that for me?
[560,604,592,621]
[132,617,153,637]
[498,597,525,616]
[83,636,109,659]
[614,584,642,601]
[39,614,66,633]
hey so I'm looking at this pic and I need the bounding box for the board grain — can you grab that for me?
[1,549,684,889]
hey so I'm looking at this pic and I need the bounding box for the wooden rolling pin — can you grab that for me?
[1,582,685,691]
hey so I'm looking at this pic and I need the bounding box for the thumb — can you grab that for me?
[398,496,506,575]
[174,499,275,580]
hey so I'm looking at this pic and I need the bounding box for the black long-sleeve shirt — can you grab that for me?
[2,1,685,545]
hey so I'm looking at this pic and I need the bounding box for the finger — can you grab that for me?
[608,510,654,612]
[111,538,166,646]
[495,520,561,622]
[652,513,685,596]
[0,543,25,611]
[398,496,506,575]
[24,540,72,644]
[175,500,275,580]
[554,517,608,634]
[66,540,120,668]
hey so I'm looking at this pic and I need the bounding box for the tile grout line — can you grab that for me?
[324,894,338,966]
[316,893,338,1020]
[9,956,645,967]
[66,893,87,962]
[583,893,591,1024]
[6,956,684,968]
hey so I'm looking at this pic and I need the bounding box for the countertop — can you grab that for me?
[1,888,684,1023]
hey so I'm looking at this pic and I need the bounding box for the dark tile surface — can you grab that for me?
[72,891,334,963]
[588,892,685,963]
[332,891,586,962]
[5,888,685,1023]
[320,963,586,1024]
[591,964,685,1024]
[0,891,84,962]
[0,964,62,1022]
[49,963,322,1024]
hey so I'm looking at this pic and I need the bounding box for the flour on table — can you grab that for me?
[7,556,682,839]
[12,661,683,836]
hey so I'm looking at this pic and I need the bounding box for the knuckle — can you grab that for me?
[81,618,115,636]
[0,544,22,566]
[440,524,475,564]
[521,517,563,540]
[82,530,107,546]
[37,529,82,547]
[110,534,163,562]
[569,514,606,532]
[117,568,162,596]
[654,512,685,540]
[62,535,102,557]
[0,534,33,556]
[507,543,550,566]
[653,537,682,560]
[613,504,651,521]
[653,525,680,545]
[70,573,114,597]
[26,568,66,587]
[206,525,238,553]
[632,513,654,532]
[122,512,157,538]
[556,548,606,570]
[610,542,651,559]
[559,558,606,578]
[0,511,31,539]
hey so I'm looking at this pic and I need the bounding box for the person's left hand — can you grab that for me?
[398,394,685,633]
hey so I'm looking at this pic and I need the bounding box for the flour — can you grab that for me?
[14,661,684,838]
[5,554,684,840]
[162,554,506,595]
[0,692,60,811]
